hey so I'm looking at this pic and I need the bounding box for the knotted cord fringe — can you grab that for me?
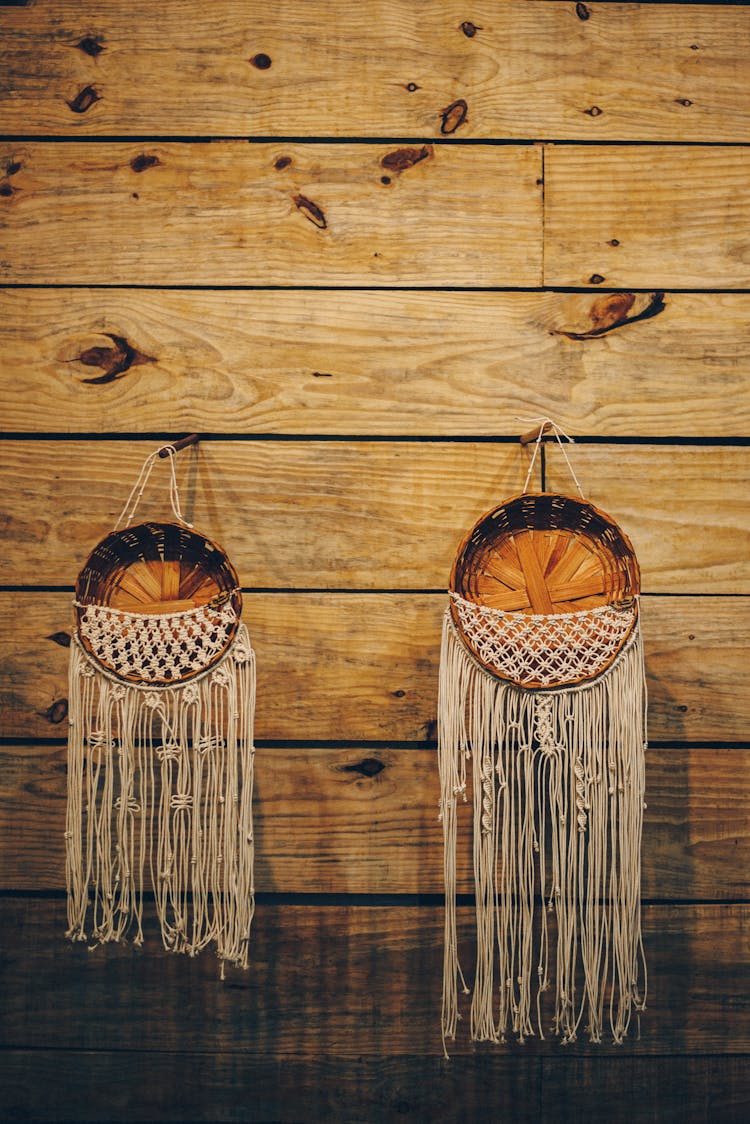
[66,623,256,971]
[438,609,647,1056]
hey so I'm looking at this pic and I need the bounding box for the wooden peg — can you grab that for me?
[158,434,199,458]
[519,420,553,446]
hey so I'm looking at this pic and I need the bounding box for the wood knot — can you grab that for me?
[460,21,481,38]
[551,291,665,341]
[342,758,386,779]
[75,36,105,58]
[66,85,100,114]
[249,53,272,69]
[75,333,156,383]
[381,145,432,174]
[440,99,468,135]
[576,2,590,20]
[293,194,327,229]
[44,698,69,725]
[47,632,72,648]
[130,154,161,173]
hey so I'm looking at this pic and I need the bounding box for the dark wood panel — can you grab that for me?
[0,594,747,743]
[0,1050,543,1124]
[3,1050,748,1124]
[0,142,541,286]
[1,898,749,1056]
[1,440,746,592]
[1,1,748,141]
[2,743,748,900]
[540,1057,750,1124]
[545,145,750,289]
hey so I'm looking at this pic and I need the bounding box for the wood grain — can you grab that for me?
[0,1051,544,1124]
[2,897,749,1056]
[3,1051,748,1124]
[0,141,541,286]
[2,742,747,900]
[1,440,747,592]
[545,145,750,289]
[1,593,747,743]
[2,289,749,438]
[1,2,748,141]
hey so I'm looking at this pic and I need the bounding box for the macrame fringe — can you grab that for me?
[438,610,647,1057]
[66,623,256,972]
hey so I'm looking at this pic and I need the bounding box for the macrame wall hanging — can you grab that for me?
[438,419,647,1055]
[66,437,255,972]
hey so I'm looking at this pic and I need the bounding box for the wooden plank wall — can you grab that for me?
[1,2,749,1120]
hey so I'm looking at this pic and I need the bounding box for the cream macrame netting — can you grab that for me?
[438,421,648,1056]
[65,445,256,972]
[76,600,239,684]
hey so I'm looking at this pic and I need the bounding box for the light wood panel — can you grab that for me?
[0,141,541,286]
[2,288,750,438]
[545,145,750,289]
[2,742,747,900]
[1,2,748,141]
[2,898,749,1055]
[1,593,747,743]
[1,440,747,592]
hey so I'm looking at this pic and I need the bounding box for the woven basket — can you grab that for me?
[75,521,242,684]
[449,493,640,688]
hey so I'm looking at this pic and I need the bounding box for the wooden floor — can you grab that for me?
[1,1,750,1120]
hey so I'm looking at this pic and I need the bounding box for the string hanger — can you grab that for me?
[517,416,585,500]
[114,435,199,531]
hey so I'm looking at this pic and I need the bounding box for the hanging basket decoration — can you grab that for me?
[75,521,243,684]
[449,492,640,688]
[438,421,648,1054]
[65,442,256,971]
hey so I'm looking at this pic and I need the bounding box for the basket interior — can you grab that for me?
[450,493,640,615]
[76,522,241,614]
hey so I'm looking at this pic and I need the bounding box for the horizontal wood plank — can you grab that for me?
[545,146,750,289]
[1,440,747,592]
[2,288,749,437]
[2,743,747,900]
[540,1057,750,1124]
[2,1050,748,1124]
[0,141,541,286]
[1,2,748,141]
[1,898,749,1055]
[0,1050,543,1124]
[1,593,747,743]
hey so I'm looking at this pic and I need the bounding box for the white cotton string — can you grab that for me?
[66,624,255,969]
[438,609,647,1050]
[114,444,193,531]
[517,416,586,500]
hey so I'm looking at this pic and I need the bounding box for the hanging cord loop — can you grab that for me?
[518,416,585,500]
[114,443,195,531]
